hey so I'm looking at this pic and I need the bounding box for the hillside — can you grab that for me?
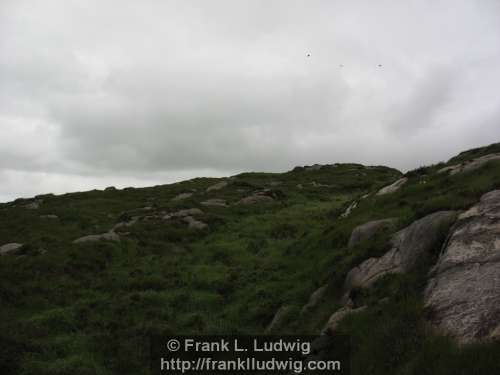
[1,143,500,374]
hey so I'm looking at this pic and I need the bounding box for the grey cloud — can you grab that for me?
[1,0,500,201]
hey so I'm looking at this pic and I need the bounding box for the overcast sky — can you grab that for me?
[1,0,500,202]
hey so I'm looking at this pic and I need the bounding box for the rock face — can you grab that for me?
[0,243,23,256]
[206,181,228,192]
[348,218,397,248]
[438,153,500,175]
[73,231,120,244]
[424,190,500,343]
[376,177,408,196]
[344,211,458,294]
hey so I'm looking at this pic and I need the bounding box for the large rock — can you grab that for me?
[348,218,397,248]
[344,211,458,294]
[376,177,408,195]
[424,190,500,343]
[73,231,120,244]
[438,153,500,176]
[0,243,24,256]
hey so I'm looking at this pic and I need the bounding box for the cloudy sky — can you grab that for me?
[1,0,500,202]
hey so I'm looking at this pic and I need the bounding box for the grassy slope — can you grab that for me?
[1,143,500,374]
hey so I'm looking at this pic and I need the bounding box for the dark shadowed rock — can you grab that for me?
[348,218,397,248]
[424,190,500,343]
[376,177,408,195]
[393,211,458,271]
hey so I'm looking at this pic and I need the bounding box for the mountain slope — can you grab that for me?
[1,143,500,374]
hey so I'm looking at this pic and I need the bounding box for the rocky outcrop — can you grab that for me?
[206,181,228,192]
[73,231,120,244]
[424,190,500,343]
[348,218,397,248]
[344,211,458,294]
[376,177,408,195]
[201,199,227,207]
[0,243,23,256]
[438,153,500,176]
